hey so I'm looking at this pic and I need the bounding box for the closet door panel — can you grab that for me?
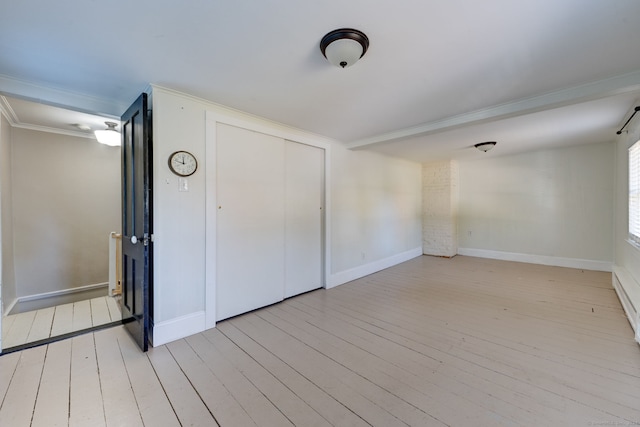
[284,141,324,298]
[216,124,285,321]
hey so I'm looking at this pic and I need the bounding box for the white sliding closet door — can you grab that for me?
[216,124,285,321]
[285,141,324,298]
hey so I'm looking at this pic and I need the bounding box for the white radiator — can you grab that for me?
[109,232,122,296]
[612,266,640,343]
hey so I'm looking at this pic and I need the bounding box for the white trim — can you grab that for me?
[327,247,423,289]
[14,282,108,304]
[347,69,640,148]
[3,298,18,318]
[204,116,217,329]
[0,94,19,123]
[612,266,640,343]
[0,96,100,139]
[152,311,206,347]
[0,74,128,117]
[627,239,640,252]
[457,248,612,272]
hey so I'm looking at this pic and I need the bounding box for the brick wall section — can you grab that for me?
[422,161,459,257]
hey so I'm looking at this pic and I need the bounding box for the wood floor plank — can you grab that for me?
[201,327,332,427]
[90,297,112,327]
[0,351,20,405]
[258,305,484,426]
[217,321,370,427]
[26,307,55,342]
[106,296,121,321]
[31,339,71,427]
[3,310,37,348]
[146,344,217,426]
[231,312,411,427]
[69,333,105,426]
[334,270,640,399]
[318,257,640,424]
[183,333,294,427]
[71,299,93,332]
[2,297,118,352]
[94,327,144,427]
[284,294,579,425]
[50,302,74,336]
[0,346,46,426]
[165,338,256,427]
[117,327,181,427]
[1,313,16,340]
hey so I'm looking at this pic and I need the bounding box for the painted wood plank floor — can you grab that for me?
[1,255,639,426]
[2,296,121,349]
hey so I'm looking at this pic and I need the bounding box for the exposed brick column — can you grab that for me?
[422,161,459,257]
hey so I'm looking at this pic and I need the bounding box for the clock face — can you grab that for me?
[168,151,197,177]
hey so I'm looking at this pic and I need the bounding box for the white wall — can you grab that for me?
[151,86,423,345]
[458,142,614,270]
[10,128,120,300]
[151,89,207,333]
[330,147,422,274]
[613,119,640,339]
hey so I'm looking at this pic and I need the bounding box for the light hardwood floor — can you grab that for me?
[0,255,639,426]
[2,296,121,349]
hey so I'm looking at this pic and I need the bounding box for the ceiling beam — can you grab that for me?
[347,70,640,149]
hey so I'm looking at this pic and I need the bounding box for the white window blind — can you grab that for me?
[630,140,640,245]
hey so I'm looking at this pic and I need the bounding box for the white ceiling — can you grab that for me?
[1,0,640,161]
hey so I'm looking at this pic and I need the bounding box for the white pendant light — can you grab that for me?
[95,121,121,146]
[320,28,369,68]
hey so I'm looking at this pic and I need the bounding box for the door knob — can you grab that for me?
[130,234,151,246]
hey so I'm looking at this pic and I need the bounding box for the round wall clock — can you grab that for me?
[168,151,198,177]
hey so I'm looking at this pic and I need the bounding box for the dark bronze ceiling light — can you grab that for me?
[320,28,369,68]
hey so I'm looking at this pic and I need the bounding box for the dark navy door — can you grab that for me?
[121,93,153,351]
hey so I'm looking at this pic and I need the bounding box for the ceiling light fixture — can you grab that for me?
[95,121,121,146]
[474,141,496,152]
[320,28,369,68]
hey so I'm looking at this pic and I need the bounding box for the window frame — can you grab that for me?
[629,139,640,247]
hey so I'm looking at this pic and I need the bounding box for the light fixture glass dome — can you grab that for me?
[95,121,121,146]
[320,28,369,68]
[324,38,364,68]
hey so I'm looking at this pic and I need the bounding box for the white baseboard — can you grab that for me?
[17,282,109,304]
[152,311,206,347]
[3,298,18,317]
[457,248,612,272]
[327,247,423,289]
[612,266,640,343]
[7,282,109,315]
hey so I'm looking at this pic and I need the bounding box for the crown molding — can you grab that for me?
[0,94,97,140]
[0,74,126,117]
[347,70,640,149]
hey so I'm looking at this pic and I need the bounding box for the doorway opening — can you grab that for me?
[0,94,123,353]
